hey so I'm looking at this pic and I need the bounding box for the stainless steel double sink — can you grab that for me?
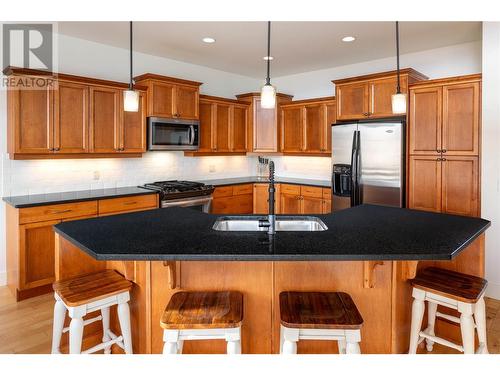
[212,216,328,232]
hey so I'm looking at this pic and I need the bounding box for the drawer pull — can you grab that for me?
[49,209,72,214]
[123,201,138,205]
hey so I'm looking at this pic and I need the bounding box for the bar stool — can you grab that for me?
[161,291,243,354]
[279,291,363,354]
[51,269,133,354]
[408,267,488,354]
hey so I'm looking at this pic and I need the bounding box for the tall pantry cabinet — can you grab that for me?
[408,74,481,218]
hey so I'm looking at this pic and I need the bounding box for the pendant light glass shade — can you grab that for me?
[123,89,139,112]
[124,21,139,112]
[391,92,407,114]
[260,83,276,109]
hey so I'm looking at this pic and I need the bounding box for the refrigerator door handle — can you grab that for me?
[355,130,362,205]
[350,131,358,207]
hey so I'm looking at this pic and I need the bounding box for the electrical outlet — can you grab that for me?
[93,170,101,180]
[209,165,216,173]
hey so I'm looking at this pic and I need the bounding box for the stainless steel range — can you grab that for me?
[140,180,214,212]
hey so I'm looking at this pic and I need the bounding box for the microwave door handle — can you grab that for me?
[189,125,195,145]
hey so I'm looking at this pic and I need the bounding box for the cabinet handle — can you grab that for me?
[123,201,138,205]
[54,147,60,151]
[49,148,54,151]
[442,149,447,153]
[49,209,72,214]
[441,158,447,161]
[437,149,442,153]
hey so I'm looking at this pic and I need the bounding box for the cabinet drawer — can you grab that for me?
[301,185,323,198]
[281,184,301,196]
[322,188,332,199]
[98,194,158,215]
[19,201,98,224]
[213,186,233,198]
[233,184,253,196]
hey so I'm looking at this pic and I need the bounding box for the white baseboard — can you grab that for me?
[486,282,500,300]
[0,271,6,286]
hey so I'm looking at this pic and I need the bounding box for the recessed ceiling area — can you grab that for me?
[57,21,481,78]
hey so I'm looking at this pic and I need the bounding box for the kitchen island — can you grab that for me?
[53,205,490,354]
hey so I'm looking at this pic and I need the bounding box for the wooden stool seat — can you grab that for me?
[51,269,133,354]
[408,267,489,354]
[279,291,363,354]
[53,269,133,307]
[161,291,243,330]
[161,291,243,354]
[411,267,487,303]
[280,291,363,329]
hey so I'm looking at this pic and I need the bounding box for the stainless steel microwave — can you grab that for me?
[147,117,200,151]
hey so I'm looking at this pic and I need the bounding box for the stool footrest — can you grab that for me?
[62,315,103,334]
[436,311,461,325]
[82,331,123,354]
[419,331,463,352]
[107,330,125,350]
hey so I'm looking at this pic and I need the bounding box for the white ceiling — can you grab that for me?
[57,21,481,78]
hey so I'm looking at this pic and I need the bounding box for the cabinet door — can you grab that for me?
[198,101,216,152]
[19,220,59,290]
[231,105,247,152]
[280,193,301,215]
[149,81,175,117]
[324,102,336,153]
[253,98,278,152]
[442,82,480,156]
[212,195,253,215]
[215,104,231,152]
[409,87,442,155]
[53,81,89,154]
[89,86,121,153]
[369,76,408,118]
[304,104,324,153]
[322,199,332,214]
[408,156,442,213]
[302,196,323,214]
[11,86,53,154]
[336,82,369,120]
[175,85,199,119]
[121,91,146,153]
[441,156,479,217]
[253,184,270,214]
[281,106,304,152]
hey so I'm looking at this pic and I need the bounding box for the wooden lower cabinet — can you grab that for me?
[280,184,332,214]
[211,184,253,214]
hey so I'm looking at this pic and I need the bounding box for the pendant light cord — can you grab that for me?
[266,21,271,85]
[129,21,133,90]
[396,21,401,94]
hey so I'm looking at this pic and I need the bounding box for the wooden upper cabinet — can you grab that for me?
[198,100,216,152]
[408,155,442,213]
[8,84,53,154]
[409,75,481,156]
[215,104,231,152]
[441,156,479,217]
[333,68,427,121]
[121,91,146,153]
[236,93,293,153]
[336,82,369,120]
[89,86,121,153]
[409,87,442,155]
[54,81,89,154]
[175,85,199,119]
[304,104,324,152]
[281,106,304,152]
[134,73,202,120]
[442,82,480,156]
[231,105,247,152]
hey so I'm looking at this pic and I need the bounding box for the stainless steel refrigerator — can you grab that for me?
[331,119,405,211]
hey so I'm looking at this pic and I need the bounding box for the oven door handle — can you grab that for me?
[162,196,212,208]
[189,125,195,145]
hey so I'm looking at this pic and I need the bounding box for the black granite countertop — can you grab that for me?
[53,204,490,261]
[2,186,157,208]
[200,176,331,188]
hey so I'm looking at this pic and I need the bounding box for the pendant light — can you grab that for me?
[260,21,276,109]
[391,21,407,114]
[123,21,139,112]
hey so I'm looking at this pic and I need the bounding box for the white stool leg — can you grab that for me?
[458,302,475,354]
[225,327,241,354]
[163,341,178,354]
[425,301,437,352]
[337,339,347,354]
[177,340,184,354]
[117,301,133,354]
[162,330,179,355]
[101,307,111,354]
[345,330,361,354]
[279,325,284,354]
[227,340,241,354]
[408,288,425,354]
[474,297,489,354]
[51,295,66,354]
[68,306,85,354]
[282,327,299,354]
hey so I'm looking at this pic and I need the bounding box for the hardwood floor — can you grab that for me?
[0,286,499,354]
